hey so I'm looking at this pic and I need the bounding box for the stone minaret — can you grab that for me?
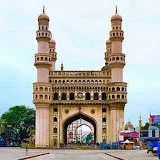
[107,6,127,142]
[33,7,52,147]
[49,39,57,71]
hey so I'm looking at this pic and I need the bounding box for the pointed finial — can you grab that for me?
[115,5,118,14]
[43,5,45,13]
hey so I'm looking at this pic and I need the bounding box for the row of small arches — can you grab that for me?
[36,31,51,38]
[109,56,125,62]
[35,94,51,100]
[39,25,48,30]
[108,94,126,99]
[49,79,105,84]
[35,56,51,62]
[110,32,124,38]
[112,26,121,30]
[108,86,126,92]
[35,87,51,92]
[53,92,107,100]
[52,86,108,90]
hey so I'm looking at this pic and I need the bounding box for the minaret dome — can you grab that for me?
[111,6,122,22]
[38,6,49,22]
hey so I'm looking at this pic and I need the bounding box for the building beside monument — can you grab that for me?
[33,7,127,148]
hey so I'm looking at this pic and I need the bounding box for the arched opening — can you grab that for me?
[102,108,106,113]
[76,125,92,144]
[69,93,75,100]
[102,92,107,100]
[53,117,57,122]
[61,93,67,100]
[94,92,99,100]
[102,117,106,123]
[53,92,58,100]
[63,113,96,144]
[85,92,90,100]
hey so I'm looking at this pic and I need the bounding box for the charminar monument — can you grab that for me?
[33,6,127,148]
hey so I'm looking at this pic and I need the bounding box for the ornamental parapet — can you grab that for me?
[108,53,125,68]
[34,53,51,68]
[33,82,52,104]
[109,30,124,42]
[107,82,127,104]
[51,100,108,105]
[49,70,109,78]
[36,30,51,42]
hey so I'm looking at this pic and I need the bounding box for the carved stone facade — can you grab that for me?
[33,7,127,147]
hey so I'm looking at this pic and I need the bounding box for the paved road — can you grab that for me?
[0,148,158,160]
[31,150,116,160]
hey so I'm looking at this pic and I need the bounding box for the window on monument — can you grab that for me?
[112,57,115,61]
[45,95,48,99]
[94,93,99,100]
[121,87,124,91]
[116,57,119,60]
[102,92,107,100]
[53,92,58,100]
[116,87,120,91]
[117,95,120,99]
[45,87,48,91]
[55,80,57,84]
[53,108,58,112]
[86,92,90,100]
[102,128,106,133]
[112,87,115,91]
[61,93,67,100]
[40,87,43,91]
[112,95,115,99]
[35,95,38,99]
[53,128,57,133]
[122,95,124,99]
[40,95,43,99]
[102,117,106,122]
[70,93,75,100]
[102,108,106,113]
[53,117,57,122]
[87,80,90,83]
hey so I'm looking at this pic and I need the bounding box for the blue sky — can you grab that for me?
[0,0,160,127]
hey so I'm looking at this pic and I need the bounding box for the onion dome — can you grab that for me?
[38,6,49,21]
[49,39,56,45]
[111,6,122,21]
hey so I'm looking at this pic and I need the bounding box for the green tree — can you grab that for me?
[141,122,149,130]
[1,105,35,143]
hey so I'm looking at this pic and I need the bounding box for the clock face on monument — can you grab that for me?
[77,92,83,98]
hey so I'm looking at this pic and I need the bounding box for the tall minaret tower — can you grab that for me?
[109,6,125,82]
[49,39,57,71]
[107,7,127,143]
[33,7,53,147]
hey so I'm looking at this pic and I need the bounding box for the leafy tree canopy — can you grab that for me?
[1,105,35,140]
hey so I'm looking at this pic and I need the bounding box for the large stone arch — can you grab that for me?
[63,112,97,144]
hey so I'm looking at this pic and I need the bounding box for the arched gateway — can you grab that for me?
[33,7,127,148]
[63,112,97,144]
